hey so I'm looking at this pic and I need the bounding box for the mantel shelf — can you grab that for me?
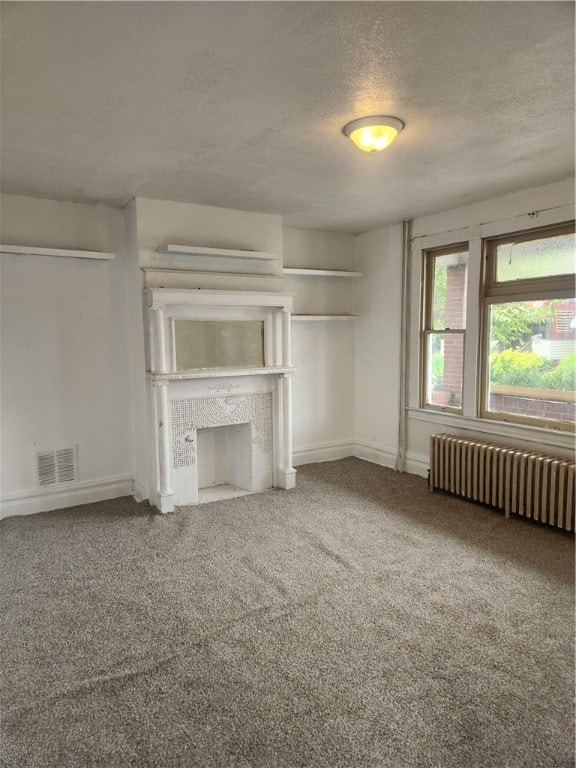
[0,244,115,260]
[292,314,359,321]
[149,366,294,381]
[157,244,281,261]
[283,268,363,278]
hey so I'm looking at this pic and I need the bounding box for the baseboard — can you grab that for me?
[404,451,429,478]
[0,476,134,520]
[354,441,398,469]
[354,442,429,479]
[132,476,148,503]
[293,440,355,466]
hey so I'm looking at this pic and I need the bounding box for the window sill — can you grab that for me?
[407,407,575,451]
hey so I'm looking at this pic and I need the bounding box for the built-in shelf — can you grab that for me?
[291,314,359,321]
[144,268,280,280]
[283,268,363,277]
[0,244,115,260]
[156,244,281,261]
[149,365,294,381]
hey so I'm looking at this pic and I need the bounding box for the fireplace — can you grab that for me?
[196,424,255,500]
[146,288,295,513]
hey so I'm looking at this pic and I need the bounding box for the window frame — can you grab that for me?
[479,221,576,432]
[420,243,469,414]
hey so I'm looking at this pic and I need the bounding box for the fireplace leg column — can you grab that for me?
[154,381,174,513]
[282,307,292,368]
[150,307,168,373]
[278,372,296,489]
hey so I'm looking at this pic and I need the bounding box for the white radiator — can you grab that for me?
[430,434,575,532]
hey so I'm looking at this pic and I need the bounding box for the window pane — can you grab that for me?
[431,251,468,329]
[487,299,576,424]
[425,332,464,409]
[495,231,575,282]
[174,320,264,370]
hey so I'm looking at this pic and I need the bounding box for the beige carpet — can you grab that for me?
[1,458,574,767]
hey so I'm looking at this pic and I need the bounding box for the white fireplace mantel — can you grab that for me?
[145,287,296,513]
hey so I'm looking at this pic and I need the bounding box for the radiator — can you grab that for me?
[429,434,575,532]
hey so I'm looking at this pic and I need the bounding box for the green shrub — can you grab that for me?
[490,349,576,392]
[489,350,548,388]
[431,351,444,391]
[542,352,576,391]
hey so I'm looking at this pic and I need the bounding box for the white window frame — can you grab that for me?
[421,244,469,414]
[479,222,575,433]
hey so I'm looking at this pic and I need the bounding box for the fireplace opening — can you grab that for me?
[196,423,256,502]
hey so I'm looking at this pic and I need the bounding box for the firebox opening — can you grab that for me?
[196,423,255,501]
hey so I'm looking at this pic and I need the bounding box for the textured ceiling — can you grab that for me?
[1,2,574,233]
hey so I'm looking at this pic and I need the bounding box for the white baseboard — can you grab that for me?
[404,451,429,478]
[0,476,134,520]
[132,476,148,503]
[293,440,355,466]
[354,441,398,469]
[354,442,429,479]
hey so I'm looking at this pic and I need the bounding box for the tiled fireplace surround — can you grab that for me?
[146,288,296,513]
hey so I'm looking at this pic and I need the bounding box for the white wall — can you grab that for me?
[283,228,356,463]
[0,194,133,516]
[122,199,149,502]
[354,224,403,469]
[354,178,575,478]
[134,197,283,260]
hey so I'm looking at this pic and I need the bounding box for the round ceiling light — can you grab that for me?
[342,115,405,153]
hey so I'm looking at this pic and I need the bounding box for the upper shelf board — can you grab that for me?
[156,244,281,261]
[0,244,115,260]
[291,314,359,321]
[283,267,363,277]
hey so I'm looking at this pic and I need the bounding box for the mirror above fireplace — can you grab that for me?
[173,319,265,371]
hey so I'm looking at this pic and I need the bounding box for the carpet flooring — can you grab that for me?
[1,458,574,768]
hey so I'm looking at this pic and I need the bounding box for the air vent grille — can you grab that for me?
[35,446,78,488]
[36,452,57,487]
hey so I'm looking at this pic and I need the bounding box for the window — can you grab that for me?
[482,223,575,430]
[422,245,469,412]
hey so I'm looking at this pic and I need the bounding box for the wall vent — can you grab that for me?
[35,446,78,488]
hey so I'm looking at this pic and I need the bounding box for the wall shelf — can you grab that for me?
[291,314,359,321]
[156,244,280,261]
[283,267,363,278]
[0,244,115,260]
[144,268,280,280]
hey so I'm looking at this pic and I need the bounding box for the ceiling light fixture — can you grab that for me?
[342,115,405,153]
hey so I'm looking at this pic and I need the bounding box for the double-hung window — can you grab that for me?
[481,223,575,431]
[422,245,469,412]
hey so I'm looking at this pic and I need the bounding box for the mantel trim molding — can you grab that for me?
[148,366,295,381]
[146,287,294,311]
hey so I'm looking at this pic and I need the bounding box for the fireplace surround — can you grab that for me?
[146,288,295,512]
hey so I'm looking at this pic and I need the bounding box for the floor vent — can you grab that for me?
[35,446,78,488]
[430,434,575,532]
